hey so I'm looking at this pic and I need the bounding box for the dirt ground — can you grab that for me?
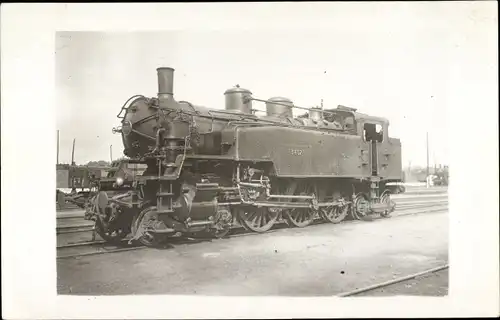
[57,210,448,296]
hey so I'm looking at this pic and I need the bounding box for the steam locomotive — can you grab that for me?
[86,67,403,246]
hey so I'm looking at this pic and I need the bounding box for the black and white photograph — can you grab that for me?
[2,2,498,318]
[54,29,451,296]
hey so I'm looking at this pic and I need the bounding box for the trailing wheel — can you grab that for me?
[379,190,394,218]
[352,192,371,221]
[237,206,278,233]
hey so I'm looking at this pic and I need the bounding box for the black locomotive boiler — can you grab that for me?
[86,67,403,246]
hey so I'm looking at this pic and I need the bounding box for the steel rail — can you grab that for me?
[57,228,94,235]
[57,246,147,259]
[57,215,87,220]
[57,240,107,248]
[336,264,449,297]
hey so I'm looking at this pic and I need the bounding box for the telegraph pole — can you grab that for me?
[57,130,60,165]
[408,160,412,180]
[426,132,430,188]
[71,138,76,192]
[434,152,437,174]
[71,138,76,166]
[110,144,113,162]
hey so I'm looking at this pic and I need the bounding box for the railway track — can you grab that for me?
[57,200,448,259]
[336,264,449,297]
[56,198,448,234]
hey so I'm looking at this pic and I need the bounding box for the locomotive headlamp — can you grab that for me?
[115,177,124,186]
[121,121,132,136]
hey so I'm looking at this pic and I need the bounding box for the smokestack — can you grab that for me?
[157,67,175,100]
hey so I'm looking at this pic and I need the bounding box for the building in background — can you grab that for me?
[403,164,449,185]
[56,164,109,190]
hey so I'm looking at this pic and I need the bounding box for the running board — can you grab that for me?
[244,200,349,209]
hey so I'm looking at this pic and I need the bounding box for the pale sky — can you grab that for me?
[55,6,492,167]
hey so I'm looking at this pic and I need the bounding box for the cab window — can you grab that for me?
[363,123,384,142]
[323,111,356,132]
[344,116,355,130]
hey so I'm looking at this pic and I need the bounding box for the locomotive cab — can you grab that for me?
[323,107,358,134]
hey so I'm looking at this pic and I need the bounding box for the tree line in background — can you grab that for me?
[85,160,111,167]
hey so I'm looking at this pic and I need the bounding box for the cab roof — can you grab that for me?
[353,112,389,125]
[334,105,389,125]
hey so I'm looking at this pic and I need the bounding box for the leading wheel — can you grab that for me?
[92,192,131,244]
[94,217,129,244]
[131,206,168,247]
[210,208,233,239]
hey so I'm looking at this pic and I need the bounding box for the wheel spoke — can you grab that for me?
[294,210,302,222]
[256,212,263,227]
[246,210,257,222]
[284,182,316,228]
[131,207,170,247]
[332,207,340,218]
[94,216,129,244]
[380,190,393,218]
[237,207,277,233]
[261,212,268,226]
[352,193,373,221]
[320,201,349,224]
[285,208,314,228]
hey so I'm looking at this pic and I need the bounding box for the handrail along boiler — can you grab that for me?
[88,67,402,246]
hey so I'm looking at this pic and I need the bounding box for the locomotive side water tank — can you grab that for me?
[224,85,253,114]
[266,97,294,118]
